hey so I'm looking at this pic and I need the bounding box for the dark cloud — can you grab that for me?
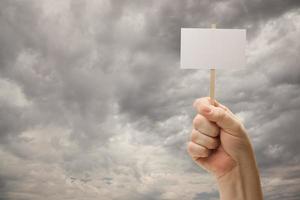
[0,0,300,199]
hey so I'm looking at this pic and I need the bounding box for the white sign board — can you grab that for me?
[180,28,246,69]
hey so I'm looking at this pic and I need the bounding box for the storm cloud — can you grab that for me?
[0,0,300,199]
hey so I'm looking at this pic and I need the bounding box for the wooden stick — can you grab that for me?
[210,68,216,104]
[210,24,216,104]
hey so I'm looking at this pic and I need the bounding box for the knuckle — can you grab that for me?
[217,108,226,123]
[229,115,245,133]
[187,141,209,157]
[187,142,194,154]
[193,114,205,129]
[223,106,229,111]
[190,129,198,142]
[194,98,209,110]
[234,121,246,135]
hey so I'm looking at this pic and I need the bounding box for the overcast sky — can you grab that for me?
[0,0,300,200]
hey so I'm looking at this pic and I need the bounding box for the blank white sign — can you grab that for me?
[180,28,246,69]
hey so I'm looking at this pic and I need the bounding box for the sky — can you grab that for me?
[0,0,300,199]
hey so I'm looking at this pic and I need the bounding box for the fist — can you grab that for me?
[187,97,253,178]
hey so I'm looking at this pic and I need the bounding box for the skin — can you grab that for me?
[187,97,263,200]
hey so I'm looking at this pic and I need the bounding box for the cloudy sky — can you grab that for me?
[0,0,300,199]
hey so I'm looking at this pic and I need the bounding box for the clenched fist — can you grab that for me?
[187,97,263,200]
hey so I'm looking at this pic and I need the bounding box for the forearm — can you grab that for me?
[216,157,263,200]
[191,97,264,199]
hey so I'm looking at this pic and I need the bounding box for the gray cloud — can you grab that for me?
[0,0,300,199]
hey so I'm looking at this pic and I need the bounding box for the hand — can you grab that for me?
[187,97,252,178]
[187,97,263,199]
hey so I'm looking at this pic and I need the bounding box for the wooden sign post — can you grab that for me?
[210,24,216,105]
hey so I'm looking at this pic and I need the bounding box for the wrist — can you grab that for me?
[216,160,263,200]
[231,131,257,164]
